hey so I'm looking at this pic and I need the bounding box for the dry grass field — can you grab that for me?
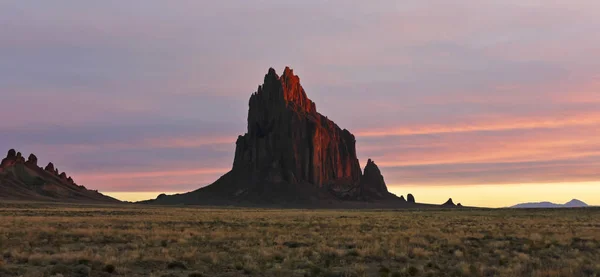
[0,202,598,277]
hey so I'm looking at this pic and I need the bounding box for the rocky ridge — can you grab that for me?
[0,149,119,203]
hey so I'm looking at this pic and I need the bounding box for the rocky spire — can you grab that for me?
[360,159,390,198]
[233,67,362,190]
[407,194,415,203]
[26,154,38,166]
[1,149,17,167]
[443,198,456,207]
[280,67,316,114]
[45,162,55,172]
[15,152,25,163]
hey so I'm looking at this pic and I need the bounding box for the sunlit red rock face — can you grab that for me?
[233,67,362,190]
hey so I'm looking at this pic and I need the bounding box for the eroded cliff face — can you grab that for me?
[233,67,362,190]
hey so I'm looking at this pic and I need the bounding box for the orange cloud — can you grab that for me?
[356,112,600,138]
[360,123,600,168]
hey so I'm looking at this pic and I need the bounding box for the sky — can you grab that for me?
[1,1,599,207]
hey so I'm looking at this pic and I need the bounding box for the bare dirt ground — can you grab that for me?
[0,202,598,277]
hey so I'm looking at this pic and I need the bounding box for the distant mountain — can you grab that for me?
[0,149,120,203]
[511,199,588,208]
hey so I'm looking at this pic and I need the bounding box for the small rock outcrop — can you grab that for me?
[360,159,389,196]
[26,154,38,166]
[457,203,463,207]
[407,194,415,203]
[1,149,16,167]
[443,198,456,207]
[15,152,25,163]
[45,162,55,172]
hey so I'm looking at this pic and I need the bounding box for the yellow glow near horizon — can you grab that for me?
[388,181,600,207]
[103,181,600,207]
[103,192,183,202]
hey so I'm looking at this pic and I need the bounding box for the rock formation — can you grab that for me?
[45,162,55,172]
[0,149,119,203]
[1,149,17,167]
[26,154,38,166]
[15,152,25,163]
[359,159,398,200]
[148,67,405,206]
[457,203,463,207]
[407,194,415,203]
[443,198,455,207]
[233,67,362,191]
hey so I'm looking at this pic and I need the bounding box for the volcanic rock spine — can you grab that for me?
[232,67,362,191]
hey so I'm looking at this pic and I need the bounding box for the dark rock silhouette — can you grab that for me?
[1,149,17,167]
[45,162,55,172]
[442,198,456,207]
[361,159,388,194]
[407,194,415,203]
[26,154,38,166]
[0,149,119,203]
[146,67,416,207]
[457,203,463,207]
[15,152,25,163]
[399,195,406,202]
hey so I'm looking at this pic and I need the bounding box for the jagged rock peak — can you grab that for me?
[280,66,316,113]
[407,194,415,203]
[361,159,389,195]
[15,152,25,163]
[2,149,27,167]
[399,195,406,202]
[443,198,455,206]
[45,162,55,172]
[1,149,17,167]
[27,154,38,166]
[255,67,316,115]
